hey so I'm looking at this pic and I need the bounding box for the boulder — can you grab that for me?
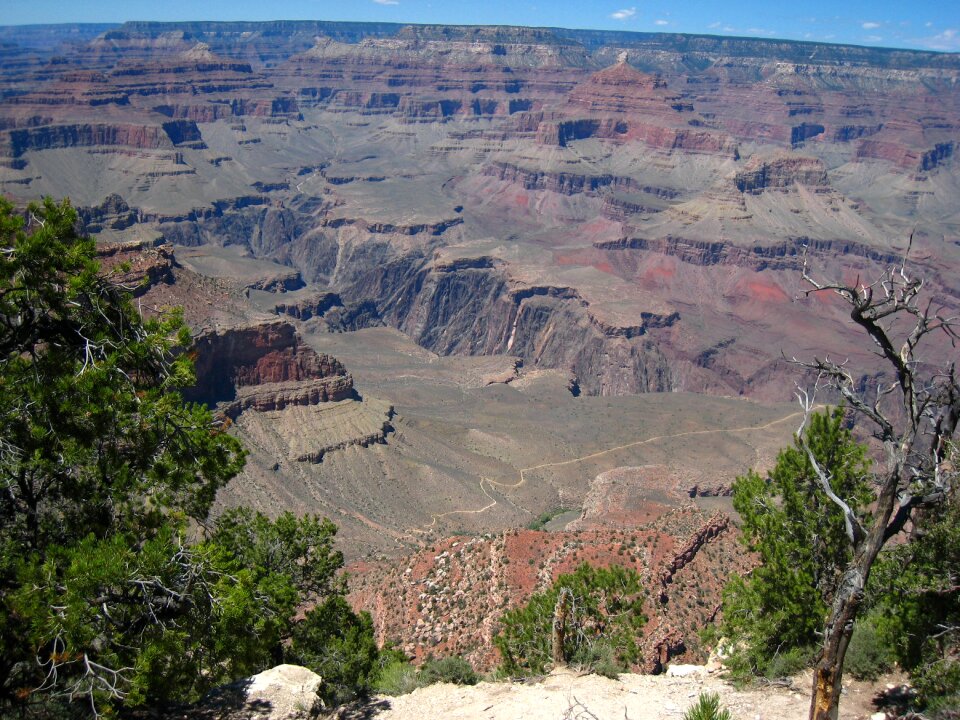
[242,665,323,719]
[189,665,323,720]
[665,664,708,678]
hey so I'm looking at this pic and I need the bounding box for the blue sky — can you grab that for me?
[4,0,959,52]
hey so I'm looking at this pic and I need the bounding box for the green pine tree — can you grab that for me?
[0,198,380,716]
[715,407,873,678]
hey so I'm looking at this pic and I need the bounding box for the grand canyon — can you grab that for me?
[2,21,958,674]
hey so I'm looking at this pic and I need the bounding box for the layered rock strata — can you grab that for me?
[185,319,395,462]
[187,319,353,410]
[2,21,958,401]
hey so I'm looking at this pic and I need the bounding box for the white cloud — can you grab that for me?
[865,35,883,42]
[918,28,960,51]
[654,19,669,26]
[610,7,636,20]
[861,21,881,30]
[373,0,399,5]
[707,21,721,29]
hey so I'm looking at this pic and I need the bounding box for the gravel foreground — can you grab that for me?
[348,669,892,720]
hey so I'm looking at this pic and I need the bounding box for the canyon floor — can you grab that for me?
[229,318,800,558]
[341,669,902,720]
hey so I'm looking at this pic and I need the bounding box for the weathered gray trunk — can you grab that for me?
[809,479,898,720]
[809,568,862,720]
[552,588,573,667]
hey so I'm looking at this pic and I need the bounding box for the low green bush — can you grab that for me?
[419,655,480,686]
[374,660,422,696]
[374,654,480,696]
[495,563,646,677]
[844,614,895,681]
[683,692,732,720]
[571,638,625,679]
[765,645,817,680]
[913,658,960,720]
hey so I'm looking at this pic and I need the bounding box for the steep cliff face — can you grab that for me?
[2,122,187,156]
[733,154,828,192]
[186,319,353,410]
[593,234,902,270]
[331,254,678,395]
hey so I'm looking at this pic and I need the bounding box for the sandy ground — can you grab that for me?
[345,669,895,720]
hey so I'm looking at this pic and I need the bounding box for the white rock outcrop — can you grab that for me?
[243,665,323,719]
[190,664,323,720]
[665,664,708,678]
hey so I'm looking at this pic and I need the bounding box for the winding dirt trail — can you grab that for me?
[412,407,813,534]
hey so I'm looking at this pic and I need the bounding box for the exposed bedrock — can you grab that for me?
[594,234,903,270]
[332,253,678,395]
[156,200,313,256]
[733,154,828,192]
[2,120,202,156]
[95,239,175,296]
[223,376,355,417]
[485,161,683,198]
[186,319,354,411]
[535,118,738,157]
[920,141,954,172]
[657,514,730,603]
[152,97,302,122]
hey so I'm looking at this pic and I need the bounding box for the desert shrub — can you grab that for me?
[374,660,422,696]
[683,692,732,720]
[495,563,646,677]
[571,638,623,679]
[844,614,894,681]
[526,508,566,531]
[418,655,480,686]
[912,658,960,720]
[289,597,381,705]
[764,645,817,680]
[867,472,960,712]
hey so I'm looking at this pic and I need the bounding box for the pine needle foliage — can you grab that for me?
[495,563,646,677]
[0,198,379,716]
[683,692,732,720]
[714,407,873,679]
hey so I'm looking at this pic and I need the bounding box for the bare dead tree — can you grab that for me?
[791,253,959,720]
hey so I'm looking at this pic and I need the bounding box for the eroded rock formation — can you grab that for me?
[187,319,353,411]
[3,22,957,401]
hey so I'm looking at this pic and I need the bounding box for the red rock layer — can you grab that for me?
[347,506,751,673]
[187,320,353,408]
